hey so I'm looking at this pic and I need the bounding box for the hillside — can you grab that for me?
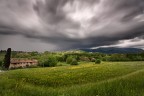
[80,47,144,54]
[0,62,144,96]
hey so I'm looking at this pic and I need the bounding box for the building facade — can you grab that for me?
[9,58,38,69]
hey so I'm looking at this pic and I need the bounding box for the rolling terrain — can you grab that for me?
[0,62,144,96]
[80,47,144,54]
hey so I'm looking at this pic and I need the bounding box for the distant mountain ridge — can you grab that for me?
[80,47,144,54]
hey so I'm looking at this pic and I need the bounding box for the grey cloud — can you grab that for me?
[0,0,144,51]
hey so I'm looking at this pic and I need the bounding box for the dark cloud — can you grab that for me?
[0,0,144,51]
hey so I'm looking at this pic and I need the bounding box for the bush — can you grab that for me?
[66,56,73,64]
[70,59,78,65]
[38,61,43,67]
[56,56,64,62]
[57,63,63,66]
[95,59,101,64]
[27,65,39,68]
[43,56,58,67]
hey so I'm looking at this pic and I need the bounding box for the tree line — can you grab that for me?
[0,50,144,69]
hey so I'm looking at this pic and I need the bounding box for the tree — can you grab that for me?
[66,56,73,64]
[30,51,39,56]
[43,56,58,67]
[70,59,78,65]
[95,59,101,64]
[0,60,3,67]
[3,48,11,70]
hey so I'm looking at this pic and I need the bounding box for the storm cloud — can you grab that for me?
[0,0,144,51]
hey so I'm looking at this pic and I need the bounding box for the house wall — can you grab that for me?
[9,59,38,69]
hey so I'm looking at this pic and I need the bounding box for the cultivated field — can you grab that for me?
[0,62,144,96]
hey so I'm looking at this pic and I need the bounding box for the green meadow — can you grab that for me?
[0,61,144,96]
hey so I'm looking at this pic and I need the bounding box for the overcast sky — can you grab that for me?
[0,0,144,52]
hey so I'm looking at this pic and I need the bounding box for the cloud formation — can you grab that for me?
[0,0,144,51]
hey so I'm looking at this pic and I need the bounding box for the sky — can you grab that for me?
[0,0,144,52]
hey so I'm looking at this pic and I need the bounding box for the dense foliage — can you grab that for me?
[95,59,101,64]
[42,56,58,67]
[66,56,73,64]
[3,48,11,69]
[0,50,144,69]
[0,60,2,67]
[70,58,78,65]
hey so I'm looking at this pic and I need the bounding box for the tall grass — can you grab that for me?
[0,62,144,96]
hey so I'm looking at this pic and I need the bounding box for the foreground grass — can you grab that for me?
[0,62,144,96]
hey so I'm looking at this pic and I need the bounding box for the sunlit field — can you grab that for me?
[0,62,144,96]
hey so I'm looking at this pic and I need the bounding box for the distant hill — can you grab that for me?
[80,47,144,54]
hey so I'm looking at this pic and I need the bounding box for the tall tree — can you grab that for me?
[3,48,11,70]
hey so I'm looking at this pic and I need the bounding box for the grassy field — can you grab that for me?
[0,62,144,96]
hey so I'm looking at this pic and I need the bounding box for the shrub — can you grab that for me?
[58,63,63,66]
[27,65,39,68]
[95,59,101,64]
[66,56,73,64]
[56,56,64,62]
[38,61,44,67]
[18,66,23,69]
[43,56,58,67]
[9,67,15,70]
[70,59,78,65]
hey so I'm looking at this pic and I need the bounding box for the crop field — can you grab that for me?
[0,62,144,96]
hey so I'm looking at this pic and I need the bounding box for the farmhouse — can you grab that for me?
[9,58,38,69]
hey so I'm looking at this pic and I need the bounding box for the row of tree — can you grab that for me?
[0,49,144,69]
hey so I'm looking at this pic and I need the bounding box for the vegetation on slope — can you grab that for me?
[0,62,144,96]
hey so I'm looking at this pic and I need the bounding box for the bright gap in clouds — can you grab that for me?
[92,37,144,49]
[64,1,96,23]
[63,0,103,38]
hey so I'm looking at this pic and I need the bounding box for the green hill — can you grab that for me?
[80,47,144,54]
[0,62,144,96]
